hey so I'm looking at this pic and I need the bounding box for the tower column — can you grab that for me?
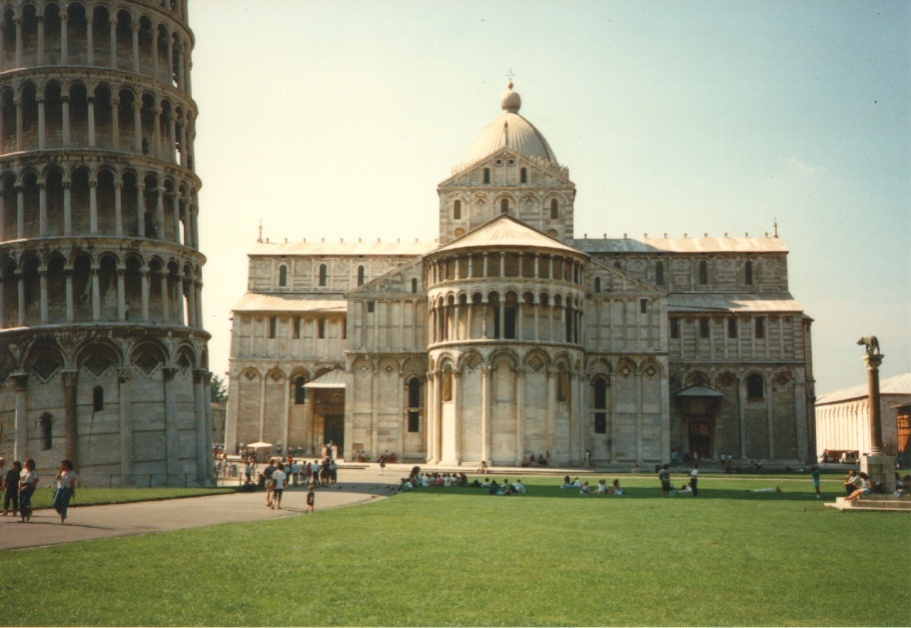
[118,368,133,484]
[13,373,28,462]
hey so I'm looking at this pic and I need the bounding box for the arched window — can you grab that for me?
[520,167,527,183]
[318,264,327,287]
[407,378,422,432]
[656,261,664,286]
[294,376,307,404]
[357,265,365,286]
[745,260,753,285]
[550,199,558,219]
[747,373,764,400]
[411,278,418,293]
[278,265,287,287]
[500,198,509,214]
[453,200,461,220]
[593,377,607,434]
[698,260,708,285]
[40,413,53,450]
[93,385,104,411]
[483,168,490,184]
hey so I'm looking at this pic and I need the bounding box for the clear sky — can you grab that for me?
[189,0,910,396]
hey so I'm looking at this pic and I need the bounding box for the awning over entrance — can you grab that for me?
[675,385,723,398]
[304,369,347,389]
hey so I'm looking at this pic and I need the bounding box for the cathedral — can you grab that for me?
[226,83,816,468]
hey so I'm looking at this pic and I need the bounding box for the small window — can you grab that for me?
[453,200,461,220]
[500,198,509,214]
[357,265,365,286]
[655,261,664,286]
[744,260,753,286]
[698,260,708,285]
[40,414,52,450]
[593,376,607,434]
[411,278,418,293]
[318,318,326,339]
[442,370,453,401]
[483,168,490,184]
[595,413,607,434]
[670,317,680,339]
[699,318,709,339]
[268,316,277,339]
[747,373,764,399]
[408,378,422,407]
[640,299,648,314]
[594,277,601,293]
[93,386,104,412]
[550,199,558,219]
[292,316,301,339]
[728,317,737,339]
[294,377,307,404]
[520,167,527,183]
[755,317,765,339]
[367,301,375,314]
[407,411,420,433]
[318,264,327,287]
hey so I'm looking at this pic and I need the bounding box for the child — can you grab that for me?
[306,485,315,513]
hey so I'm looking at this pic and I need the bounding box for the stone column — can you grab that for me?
[131,22,140,73]
[88,179,98,233]
[14,98,21,151]
[87,96,96,146]
[116,265,126,320]
[114,182,123,234]
[111,96,120,149]
[13,373,27,462]
[62,370,78,466]
[371,362,379,457]
[61,96,69,147]
[15,184,22,238]
[90,266,100,319]
[516,368,526,465]
[59,13,67,64]
[163,367,180,484]
[140,264,150,320]
[194,368,209,484]
[38,182,46,235]
[38,265,47,322]
[63,180,71,233]
[65,267,74,320]
[86,14,93,66]
[425,372,435,463]
[118,367,133,485]
[861,350,895,491]
[481,365,491,464]
[14,17,22,67]
[452,370,461,464]
[133,101,142,153]
[37,96,45,148]
[109,18,117,69]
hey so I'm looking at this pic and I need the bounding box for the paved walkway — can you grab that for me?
[0,466,399,551]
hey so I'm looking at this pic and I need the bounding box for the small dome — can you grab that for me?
[461,83,558,167]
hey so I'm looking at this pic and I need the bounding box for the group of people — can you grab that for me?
[520,452,551,468]
[0,457,77,523]
[260,459,317,513]
[656,463,700,496]
[560,476,624,495]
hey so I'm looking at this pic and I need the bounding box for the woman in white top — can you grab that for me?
[54,459,77,523]
[18,458,38,522]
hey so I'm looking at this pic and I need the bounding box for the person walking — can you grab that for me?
[272,463,287,510]
[263,459,277,508]
[811,465,822,499]
[658,464,672,496]
[306,485,315,513]
[53,459,77,523]
[18,459,38,522]
[689,464,699,497]
[2,460,20,516]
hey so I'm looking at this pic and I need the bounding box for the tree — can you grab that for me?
[211,375,228,405]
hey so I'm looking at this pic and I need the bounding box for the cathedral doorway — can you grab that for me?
[323,414,345,454]
[687,421,712,460]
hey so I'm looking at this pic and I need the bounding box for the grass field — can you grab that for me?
[1,474,908,627]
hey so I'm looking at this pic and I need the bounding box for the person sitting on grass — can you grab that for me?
[396,478,413,492]
[579,481,591,495]
[594,479,609,495]
[671,484,692,496]
[750,487,782,493]
[512,480,526,494]
[488,480,500,495]
[844,472,871,501]
[561,477,581,489]
[608,479,623,495]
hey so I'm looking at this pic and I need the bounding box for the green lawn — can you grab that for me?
[22,486,236,510]
[1,474,908,627]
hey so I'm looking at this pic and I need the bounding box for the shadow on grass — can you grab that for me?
[411,483,829,503]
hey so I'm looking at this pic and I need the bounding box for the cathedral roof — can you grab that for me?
[668,293,803,314]
[459,83,559,168]
[575,236,788,254]
[433,214,583,256]
[249,240,436,257]
[231,293,347,313]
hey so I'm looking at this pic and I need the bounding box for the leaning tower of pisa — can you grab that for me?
[0,0,212,486]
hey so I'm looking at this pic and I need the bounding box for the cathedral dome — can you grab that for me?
[461,83,558,167]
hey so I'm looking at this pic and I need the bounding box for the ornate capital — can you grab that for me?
[118,367,133,383]
[61,369,78,388]
[862,353,884,371]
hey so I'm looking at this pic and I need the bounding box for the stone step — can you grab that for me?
[826,496,911,512]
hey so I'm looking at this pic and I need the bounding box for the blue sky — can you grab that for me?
[191,1,910,394]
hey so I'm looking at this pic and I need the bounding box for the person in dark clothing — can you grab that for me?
[2,460,21,516]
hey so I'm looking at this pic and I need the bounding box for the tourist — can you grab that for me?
[244,458,254,485]
[811,465,821,499]
[561,476,581,489]
[689,464,699,497]
[579,481,591,495]
[594,479,609,494]
[378,454,386,475]
[512,479,526,494]
[843,470,861,496]
[263,459,277,507]
[608,479,623,495]
[306,485,315,512]
[844,472,871,501]
[2,460,20,516]
[311,460,321,488]
[53,459,77,523]
[658,464,672,496]
[537,454,547,467]
[272,463,287,509]
[18,459,38,522]
[290,459,301,486]
[476,461,489,475]
[584,449,592,469]
[329,459,338,485]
